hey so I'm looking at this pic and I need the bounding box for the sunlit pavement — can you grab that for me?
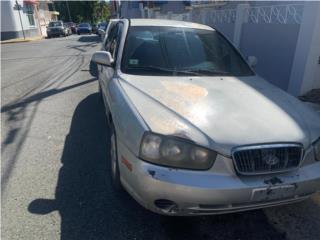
[1,35,320,240]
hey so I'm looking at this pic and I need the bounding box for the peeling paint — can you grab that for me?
[121,156,133,171]
[148,115,189,135]
[149,81,210,127]
[161,81,208,103]
[155,81,208,119]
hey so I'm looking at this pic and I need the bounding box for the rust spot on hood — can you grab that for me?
[148,81,212,135]
[150,81,209,124]
[148,115,190,135]
[161,81,208,103]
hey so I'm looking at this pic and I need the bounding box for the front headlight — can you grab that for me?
[139,132,217,170]
[313,138,320,161]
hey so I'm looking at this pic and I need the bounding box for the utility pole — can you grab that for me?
[15,0,25,40]
[66,1,72,22]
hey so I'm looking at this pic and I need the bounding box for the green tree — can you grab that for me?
[53,1,111,24]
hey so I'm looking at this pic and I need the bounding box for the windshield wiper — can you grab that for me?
[127,66,201,76]
[182,69,232,76]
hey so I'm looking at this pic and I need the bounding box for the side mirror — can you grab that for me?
[247,56,258,68]
[91,51,114,66]
[98,29,105,35]
[98,29,106,39]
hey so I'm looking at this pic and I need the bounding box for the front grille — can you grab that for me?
[232,144,303,175]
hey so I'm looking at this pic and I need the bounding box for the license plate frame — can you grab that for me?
[251,185,296,202]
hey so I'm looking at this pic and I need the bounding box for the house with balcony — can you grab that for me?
[1,0,59,41]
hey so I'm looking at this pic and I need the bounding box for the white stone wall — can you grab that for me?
[1,0,38,32]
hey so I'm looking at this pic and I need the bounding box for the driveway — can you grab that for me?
[1,35,320,240]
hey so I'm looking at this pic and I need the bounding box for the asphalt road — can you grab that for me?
[1,35,320,240]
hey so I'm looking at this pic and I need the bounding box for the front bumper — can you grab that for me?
[47,31,64,37]
[118,141,320,215]
[77,29,91,34]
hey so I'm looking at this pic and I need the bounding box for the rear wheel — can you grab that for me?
[110,125,122,191]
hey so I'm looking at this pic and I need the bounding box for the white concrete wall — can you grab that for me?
[1,0,37,32]
[288,2,320,95]
[1,1,17,32]
[301,3,320,92]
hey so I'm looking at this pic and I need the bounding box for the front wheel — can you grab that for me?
[110,125,122,191]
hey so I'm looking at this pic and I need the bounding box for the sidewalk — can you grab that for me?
[1,36,44,44]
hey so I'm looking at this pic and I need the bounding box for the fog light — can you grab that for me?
[154,199,178,212]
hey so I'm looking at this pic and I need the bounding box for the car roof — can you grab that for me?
[129,19,214,31]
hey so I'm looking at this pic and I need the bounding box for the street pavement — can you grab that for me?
[1,35,320,240]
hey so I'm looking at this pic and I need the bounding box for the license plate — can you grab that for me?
[251,185,296,202]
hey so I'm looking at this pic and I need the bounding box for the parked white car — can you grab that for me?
[91,19,320,215]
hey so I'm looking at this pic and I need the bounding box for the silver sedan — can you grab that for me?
[91,19,320,215]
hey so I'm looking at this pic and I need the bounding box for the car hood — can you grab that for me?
[118,74,320,155]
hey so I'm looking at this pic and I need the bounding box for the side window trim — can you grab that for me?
[104,24,118,51]
[105,22,123,61]
[114,23,124,62]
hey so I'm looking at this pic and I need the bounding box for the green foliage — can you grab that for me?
[53,1,111,24]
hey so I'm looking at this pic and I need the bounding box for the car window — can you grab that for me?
[102,21,116,47]
[49,22,62,27]
[99,22,107,29]
[105,23,123,60]
[121,26,254,76]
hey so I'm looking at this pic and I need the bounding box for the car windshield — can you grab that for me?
[49,22,62,27]
[122,26,254,76]
[99,22,107,28]
[78,23,89,27]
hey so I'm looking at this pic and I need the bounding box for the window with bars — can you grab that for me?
[25,4,35,26]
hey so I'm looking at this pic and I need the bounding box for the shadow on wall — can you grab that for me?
[28,93,286,240]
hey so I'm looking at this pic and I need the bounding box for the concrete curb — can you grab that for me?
[1,36,44,44]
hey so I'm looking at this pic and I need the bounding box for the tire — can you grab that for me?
[110,124,122,191]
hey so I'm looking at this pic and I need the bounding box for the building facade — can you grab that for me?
[1,0,59,41]
[113,0,320,97]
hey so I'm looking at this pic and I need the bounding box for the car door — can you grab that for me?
[100,22,123,100]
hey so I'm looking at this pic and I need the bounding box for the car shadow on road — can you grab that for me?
[28,93,286,240]
[78,35,100,43]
